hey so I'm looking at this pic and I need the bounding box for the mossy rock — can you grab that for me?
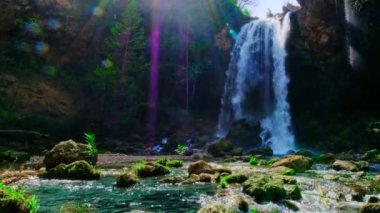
[314,153,335,164]
[0,184,39,213]
[270,166,296,176]
[224,174,249,184]
[59,202,93,213]
[284,184,302,200]
[197,203,236,213]
[43,140,97,170]
[167,160,184,168]
[188,160,230,175]
[332,160,369,172]
[361,149,380,163]
[360,203,380,213]
[155,158,183,168]
[135,162,170,178]
[271,155,313,172]
[242,174,299,203]
[43,160,100,180]
[207,140,234,157]
[116,172,139,188]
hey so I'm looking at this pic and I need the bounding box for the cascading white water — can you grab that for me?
[344,0,363,69]
[216,13,295,154]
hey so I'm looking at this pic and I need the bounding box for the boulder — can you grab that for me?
[135,162,170,178]
[43,160,100,180]
[43,140,97,170]
[199,173,213,182]
[294,149,313,158]
[332,160,368,172]
[207,140,236,157]
[231,196,249,212]
[116,172,139,188]
[188,161,231,176]
[284,184,302,200]
[314,153,335,164]
[246,146,274,156]
[360,203,380,213]
[242,174,286,202]
[188,161,215,175]
[223,174,249,184]
[271,155,313,172]
[197,204,236,213]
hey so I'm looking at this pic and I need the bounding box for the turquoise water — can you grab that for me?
[19,174,217,213]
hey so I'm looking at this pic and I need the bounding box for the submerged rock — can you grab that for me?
[43,160,100,180]
[360,203,380,213]
[197,203,236,213]
[116,172,139,188]
[43,140,97,170]
[271,155,313,172]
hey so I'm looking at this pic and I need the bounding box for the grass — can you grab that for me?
[0,182,40,213]
[84,132,98,157]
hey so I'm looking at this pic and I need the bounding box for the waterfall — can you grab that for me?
[344,0,363,69]
[216,13,295,154]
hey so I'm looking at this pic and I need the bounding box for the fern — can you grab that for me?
[84,132,98,157]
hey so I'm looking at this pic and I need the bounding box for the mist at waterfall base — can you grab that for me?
[216,13,295,155]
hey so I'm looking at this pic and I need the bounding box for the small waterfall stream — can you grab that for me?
[216,13,295,154]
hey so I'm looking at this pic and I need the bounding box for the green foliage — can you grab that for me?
[0,182,40,213]
[84,132,98,157]
[242,8,251,17]
[249,209,258,213]
[132,160,147,175]
[220,176,228,188]
[176,144,188,155]
[155,158,184,168]
[249,157,258,166]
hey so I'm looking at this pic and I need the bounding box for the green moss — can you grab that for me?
[155,158,183,168]
[220,176,228,188]
[0,182,40,213]
[60,202,93,213]
[249,157,258,166]
[224,174,249,184]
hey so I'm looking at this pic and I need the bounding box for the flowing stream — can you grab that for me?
[216,13,295,154]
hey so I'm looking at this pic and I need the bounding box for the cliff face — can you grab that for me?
[287,0,380,151]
